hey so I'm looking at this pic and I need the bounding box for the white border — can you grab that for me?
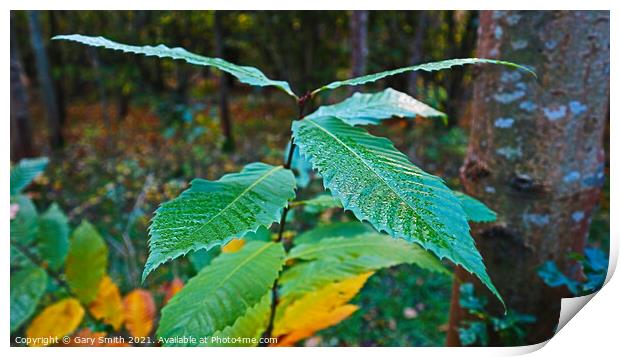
[3,1,617,356]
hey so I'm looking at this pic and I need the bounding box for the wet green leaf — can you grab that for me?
[53,34,296,97]
[145,162,295,280]
[158,241,285,346]
[307,88,446,125]
[313,58,535,95]
[292,116,501,304]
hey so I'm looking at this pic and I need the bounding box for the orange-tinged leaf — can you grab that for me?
[272,272,373,346]
[221,238,245,253]
[88,276,124,330]
[163,277,184,305]
[123,289,155,338]
[26,298,85,346]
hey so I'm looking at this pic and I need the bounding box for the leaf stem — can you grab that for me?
[260,92,311,346]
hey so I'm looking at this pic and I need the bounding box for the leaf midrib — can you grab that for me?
[304,118,425,223]
[188,165,283,240]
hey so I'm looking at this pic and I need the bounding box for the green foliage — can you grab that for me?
[289,233,448,275]
[292,115,500,303]
[145,162,295,280]
[307,88,446,126]
[281,232,448,306]
[10,266,48,333]
[37,204,70,271]
[294,221,375,245]
[312,58,536,95]
[206,293,272,346]
[538,247,608,295]
[294,194,342,214]
[47,32,539,345]
[65,221,108,304]
[455,192,497,223]
[157,241,285,346]
[457,283,535,346]
[10,195,39,246]
[10,157,49,196]
[52,35,296,97]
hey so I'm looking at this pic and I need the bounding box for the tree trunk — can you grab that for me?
[88,48,110,130]
[444,11,478,124]
[446,10,609,346]
[27,10,64,149]
[349,10,369,94]
[214,10,234,152]
[48,10,67,124]
[407,12,426,96]
[11,13,35,161]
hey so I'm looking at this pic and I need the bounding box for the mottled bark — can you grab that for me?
[11,14,34,160]
[447,11,609,346]
[28,10,64,149]
[349,10,369,94]
[214,10,234,152]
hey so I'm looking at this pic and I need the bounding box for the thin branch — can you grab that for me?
[260,93,311,346]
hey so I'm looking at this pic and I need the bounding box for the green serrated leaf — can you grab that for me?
[455,191,497,223]
[37,204,70,270]
[292,116,501,304]
[294,221,374,245]
[296,194,342,214]
[53,34,296,98]
[187,226,270,273]
[10,195,39,245]
[10,266,48,332]
[307,88,446,125]
[290,233,448,274]
[65,221,108,304]
[145,162,295,280]
[312,58,536,95]
[206,293,272,346]
[10,157,49,196]
[157,241,285,346]
[282,233,448,305]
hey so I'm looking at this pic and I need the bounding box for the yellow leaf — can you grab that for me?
[272,272,373,346]
[163,277,184,305]
[26,298,85,346]
[221,238,245,253]
[123,289,155,338]
[88,276,124,330]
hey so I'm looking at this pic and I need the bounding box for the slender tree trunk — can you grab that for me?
[11,14,35,160]
[27,10,63,149]
[48,10,67,125]
[446,11,609,346]
[444,11,478,124]
[214,10,234,152]
[349,10,369,94]
[407,12,426,96]
[88,48,111,130]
